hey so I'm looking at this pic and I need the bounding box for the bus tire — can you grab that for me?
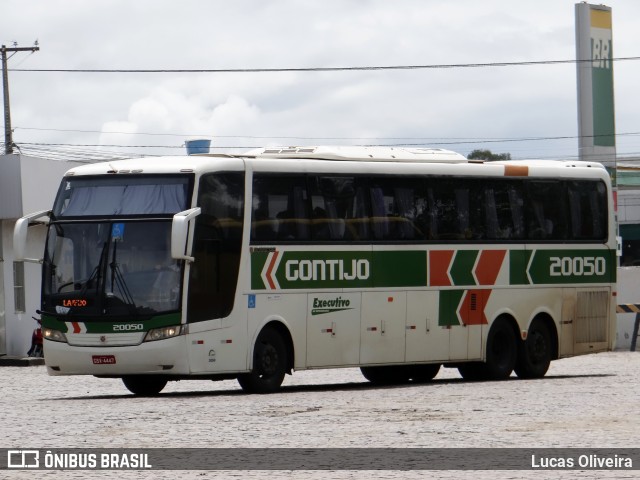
[515,320,552,379]
[238,328,287,394]
[407,364,441,382]
[122,375,167,396]
[360,366,410,384]
[457,363,485,381]
[483,317,517,380]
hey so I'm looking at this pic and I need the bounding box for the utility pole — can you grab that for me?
[2,43,40,154]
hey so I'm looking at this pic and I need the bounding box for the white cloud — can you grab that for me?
[4,0,640,159]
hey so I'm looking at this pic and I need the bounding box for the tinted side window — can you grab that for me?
[247,172,608,245]
[427,178,471,240]
[481,180,525,240]
[568,180,608,240]
[368,177,427,240]
[251,175,310,242]
[525,181,568,240]
[309,176,358,241]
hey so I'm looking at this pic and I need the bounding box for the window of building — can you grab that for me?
[13,262,25,313]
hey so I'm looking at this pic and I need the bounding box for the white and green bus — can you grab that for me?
[14,146,617,395]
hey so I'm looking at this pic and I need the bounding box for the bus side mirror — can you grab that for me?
[171,207,201,262]
[13,210,51,263]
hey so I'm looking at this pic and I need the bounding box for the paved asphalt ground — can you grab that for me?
[1,351,638,479]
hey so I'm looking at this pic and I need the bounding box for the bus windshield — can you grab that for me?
[43,221,182,318]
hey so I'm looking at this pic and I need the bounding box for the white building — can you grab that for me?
[0,153,85,356]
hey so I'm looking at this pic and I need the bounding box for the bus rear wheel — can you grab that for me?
[458,318,517,381]
[122,375,167,396]
[238,328,287,394]
[514,320,552,379]
[483,317,517,380]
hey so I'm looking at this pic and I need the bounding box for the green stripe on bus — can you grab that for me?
[511,249,614,285]
[251,250,428,290]
[509,250,533,285]
[439,290,464,326]
[251,247,614,290]
[250,250,270,290]
[526,249,614,284]
[450,250,479,286]
[371,250,427,288]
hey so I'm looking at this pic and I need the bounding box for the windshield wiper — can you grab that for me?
[109,239,137,313]
[81,240,109,297]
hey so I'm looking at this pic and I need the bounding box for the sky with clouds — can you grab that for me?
[2,0,640,160]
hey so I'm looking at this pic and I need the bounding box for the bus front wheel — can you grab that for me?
[407,364,441,382]
[238,328,287,394]
[360,366,410,384]
[122,375,167,396]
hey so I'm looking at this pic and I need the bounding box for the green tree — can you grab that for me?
[467,149,511,161]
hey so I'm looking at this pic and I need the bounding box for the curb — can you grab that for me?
[0,356,45,367]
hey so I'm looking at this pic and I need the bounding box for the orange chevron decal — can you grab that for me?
[264,251,280,290]
[459,289,491,325]
[429,250,454,286]
[474,250,506,286]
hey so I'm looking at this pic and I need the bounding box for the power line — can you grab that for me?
[10,138,640,163]
[15,125,499,140]
[14,131,640,147]
[9,56,640,74]
[17,142,189,149]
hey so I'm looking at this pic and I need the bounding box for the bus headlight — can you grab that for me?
[43,328,67,343]
[144,325,183,342]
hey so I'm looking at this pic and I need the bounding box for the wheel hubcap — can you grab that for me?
[530,332,547,364]
[259,344,278,376]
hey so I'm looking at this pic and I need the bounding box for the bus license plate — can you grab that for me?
[92,355,116,365]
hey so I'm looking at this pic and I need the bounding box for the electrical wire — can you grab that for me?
[9,56,640,74]
[13,131,640,146]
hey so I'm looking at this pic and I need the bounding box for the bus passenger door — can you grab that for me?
[360,291,406,365]
[306,292,361,367]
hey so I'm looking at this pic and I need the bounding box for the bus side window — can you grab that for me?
[482,180,525,240]
[525,181,568,240]
[368,177,423,241]
[568,180,607,240]
[349,185,371,241]
[507,184,525,239]
[427,179,470,240]
[310,176,355,241]
[251,175,309,242]
[370,186,389,240]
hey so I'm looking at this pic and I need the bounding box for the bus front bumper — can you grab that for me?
[43,336,190,376]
